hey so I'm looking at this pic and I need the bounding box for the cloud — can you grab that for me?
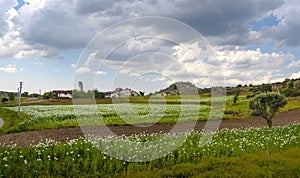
[0,64,17,73]
[287,59,300,69]
[71,63,76,68]
[76,66,91,74]
[84,52,97,66]
[261,0,300,48]
[289,71,300,79]
[0,0,289,60]
[94,70,106,75]
[215,47,294,85]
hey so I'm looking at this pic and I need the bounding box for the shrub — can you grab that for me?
[280,88,300,97]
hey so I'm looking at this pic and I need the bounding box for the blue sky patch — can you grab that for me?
[250,15,279,31]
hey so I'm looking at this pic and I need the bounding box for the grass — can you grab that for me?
[0,107,30,135]
[281,96,300,111]
[127,148,300,177]
[0,125,299,177]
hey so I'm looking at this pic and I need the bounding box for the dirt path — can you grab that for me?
[0,109,299,146]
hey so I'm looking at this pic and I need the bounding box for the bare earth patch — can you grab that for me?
[0,109,299,146]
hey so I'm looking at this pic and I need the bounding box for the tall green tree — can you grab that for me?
[249,93,287,127]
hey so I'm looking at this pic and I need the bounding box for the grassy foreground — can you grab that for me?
[0,125,299,177]
[127,148,300,177]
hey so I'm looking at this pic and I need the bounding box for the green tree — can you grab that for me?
[94,89,105,99]
[21,92,29,97]
[233,90,240,105]
[259,84,272,93]
[288,81,294,88]
[43,92,53,99]
[249,93,287,127]
[1,98,9,104]
[8,93,15,101]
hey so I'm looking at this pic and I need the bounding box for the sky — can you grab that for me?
[0,0,300,94]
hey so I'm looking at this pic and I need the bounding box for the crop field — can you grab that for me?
[0,125,299,177]
[1,95,299,177]
[6,103,212,131]
[2,95,300,132]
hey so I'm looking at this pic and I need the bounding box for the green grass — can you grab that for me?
[281,96,300,111]
[127,148,300,177]
[0,107,30,135]
[0,125,299,177]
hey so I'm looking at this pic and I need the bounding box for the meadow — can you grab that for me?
[0,95,299,177]
[0,125,299,177]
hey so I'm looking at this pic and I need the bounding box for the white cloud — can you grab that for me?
[71,63,76,68]
[94,70,107,75]
[84,52,97,66]
[76,66,91,74]
[0,64,17,73]
[287,59,300,69]
[261,0,300,48]
[289,71,300,79]
[215,47,293,85]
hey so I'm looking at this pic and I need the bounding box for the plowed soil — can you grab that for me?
[0,109,299,146]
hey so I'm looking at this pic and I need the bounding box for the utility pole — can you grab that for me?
[18,81,23,116]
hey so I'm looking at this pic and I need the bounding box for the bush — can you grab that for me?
[280,88,300,97]
[250,111,260,116]
[246,94,255,99]
[1,98,9,104]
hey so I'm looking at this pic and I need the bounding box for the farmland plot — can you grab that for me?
[7,103,211,131]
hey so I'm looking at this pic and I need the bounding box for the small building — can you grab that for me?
[104,88,140,98]
[52,90,72,98]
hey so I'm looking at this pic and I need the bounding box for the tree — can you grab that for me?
[8,93,15,101]
[259,84,272,93]
[139,91,145,96]
[43,91,53,99]
[233,90,240,105]
[21,92,29,97]
[288,81,294,88]
[94,89,105,99]
[1,98,9,104]
[249,93,287,127]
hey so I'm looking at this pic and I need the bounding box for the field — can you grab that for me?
[0,95,299,177]
[1,95,300,133]
[0,125,299,177]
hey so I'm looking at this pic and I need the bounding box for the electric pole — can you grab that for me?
[18,81,23,116]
